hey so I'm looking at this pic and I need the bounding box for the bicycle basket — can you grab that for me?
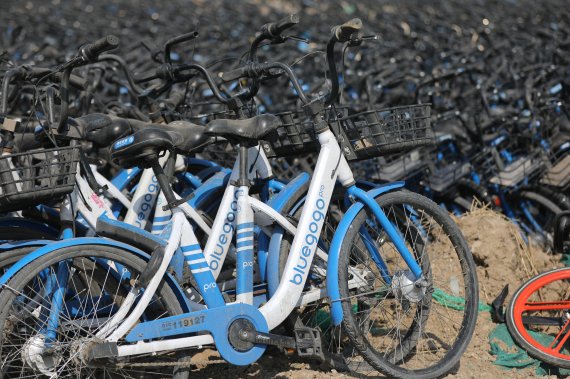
[185,104,237,125]
[0,146,80,212]
[260,111,320,158]
[541,153,570,189]
[260,108,348,158]
[472,146,543,188]
[336,104,433,160]
[196,141,237,169]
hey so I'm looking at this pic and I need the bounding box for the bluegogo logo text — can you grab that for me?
[290,185,326,285]
[114,135,134,149]
[209,189,242,270]
[134,175,159,228]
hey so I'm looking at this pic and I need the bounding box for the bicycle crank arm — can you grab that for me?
[237,327,296,349]
[236,325,326,361]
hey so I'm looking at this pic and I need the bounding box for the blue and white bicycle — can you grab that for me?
[0,18,478,379]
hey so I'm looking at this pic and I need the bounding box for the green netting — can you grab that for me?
[561,253,570,266]
[432,287,492,312]
[489,323,570,376]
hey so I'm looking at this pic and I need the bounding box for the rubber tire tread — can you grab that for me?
[338,190,478,379]
[506,267,570,369]
[0,244,190,379]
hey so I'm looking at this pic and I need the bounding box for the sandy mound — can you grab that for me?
[453,205,559,304]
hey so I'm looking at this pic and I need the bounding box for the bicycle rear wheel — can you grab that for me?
[0,245,190,378]
[506,267,570,368]
[338,190,478,378]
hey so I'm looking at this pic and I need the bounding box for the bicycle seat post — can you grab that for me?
[149,155,177,210]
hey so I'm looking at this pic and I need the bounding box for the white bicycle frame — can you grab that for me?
[95,129,369,357]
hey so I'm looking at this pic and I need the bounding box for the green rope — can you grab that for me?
[432,287,492,312]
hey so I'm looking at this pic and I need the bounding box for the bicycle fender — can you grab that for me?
[0,237,191,312]
[327,181,405,326]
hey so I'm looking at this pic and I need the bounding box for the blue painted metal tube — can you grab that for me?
[347,185,422,279]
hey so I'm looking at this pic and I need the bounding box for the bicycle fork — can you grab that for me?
[347,185,423,280]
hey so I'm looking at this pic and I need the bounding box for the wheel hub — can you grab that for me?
[391,270,427,303]
[22,335,60,378]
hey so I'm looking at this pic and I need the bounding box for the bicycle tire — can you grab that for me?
[506,267,570,369]
[338,190,478,378]
[0,244,191,379]
[0,245,42,274]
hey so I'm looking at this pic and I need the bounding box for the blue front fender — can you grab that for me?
[0,237,191,312]
[327,181,405,326]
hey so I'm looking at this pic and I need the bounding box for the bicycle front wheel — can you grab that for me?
[506,267,570,368]
[338,190,478,378]
[0,244,190,378]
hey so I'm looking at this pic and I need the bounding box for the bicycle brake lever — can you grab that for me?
[284,35,310,44]
[348,34,378,47]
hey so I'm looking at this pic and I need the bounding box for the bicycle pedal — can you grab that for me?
[294,327,324,361]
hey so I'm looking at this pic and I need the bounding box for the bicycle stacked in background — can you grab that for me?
[0,14,481,379]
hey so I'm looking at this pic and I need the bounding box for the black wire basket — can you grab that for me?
[471,146,544,189]
[541,150,570,190]
[337,104,433,161]
[0,146,80,212]
[350,148,429,182]
[260,111,319,158]
[184,104,237,125]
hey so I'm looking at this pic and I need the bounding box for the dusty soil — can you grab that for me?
[187,205,561,378]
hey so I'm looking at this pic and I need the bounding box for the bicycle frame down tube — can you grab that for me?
[106,209,184,342]
[202,184,238,279]
[260,129,346,330]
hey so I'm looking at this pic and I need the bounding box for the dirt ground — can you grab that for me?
[186,206,562,378]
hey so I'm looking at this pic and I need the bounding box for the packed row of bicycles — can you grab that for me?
[0,13,480,379]
[1,0,570,377]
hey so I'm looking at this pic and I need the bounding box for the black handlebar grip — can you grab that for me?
[82,35,120,61]
[134,69,159,84]
[267,14,300,37]
[332,18,363,43]
[68,74,87,89]
[219,66,249,82]
[51,73,86,89]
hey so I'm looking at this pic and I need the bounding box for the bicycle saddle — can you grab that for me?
[110,121,212,168]
[69,113,131,146]
[205,114,280,142]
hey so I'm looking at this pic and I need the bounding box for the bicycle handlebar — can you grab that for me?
[221,18,365,107]
[265,14,300,37]
[331,18,362,43]
[164,31,199,64]
[250,13,299,61]
[1,66,86,115]
[218,65,249,82]
[325,18,363,105]
[80,35,119,61]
